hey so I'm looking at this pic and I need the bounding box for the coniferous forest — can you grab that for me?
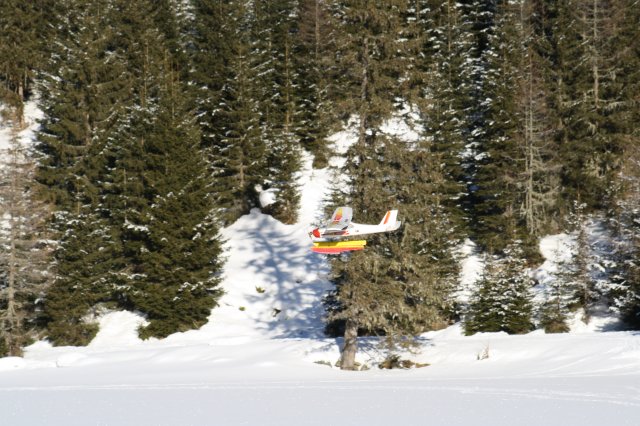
[0,0,639,368]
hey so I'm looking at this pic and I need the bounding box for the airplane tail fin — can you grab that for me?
[379,210,401,231]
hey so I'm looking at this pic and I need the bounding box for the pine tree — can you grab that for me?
[36,0,129,210]
[249,0,302,224]
[464,240,534,335]
[548,0,625,211]
[200,1,268,224]
[470,1,521,253]
[120,70,224,339]
[539,275,572,333]
[191,1,303,225]
[40,1,226,343]
[325,0,461,369]
[189,0,244,224]
[615,0,640,329]
[383,142,461,334]
[539,242,577,334]
[293,0,335,167]
[470,1,560,258]
[44,210,120,345]
[0,0,55,108]
[420,0,477,245]
[326,0,410,370]
[189,0,235,148]
[37,0,133,345]
[0,110,52,356]
[611,64,640,328]
[555,203,599,323]
[518,0,561,240]
[95,2,226,338]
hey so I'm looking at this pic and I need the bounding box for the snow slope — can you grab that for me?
[1,112,640,425]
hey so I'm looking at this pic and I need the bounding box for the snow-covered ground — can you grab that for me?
[1,109,640,425]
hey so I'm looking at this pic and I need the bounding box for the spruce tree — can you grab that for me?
[250,0,302,224]
[464,240,534,335]
[615,0,640,329]
[191,1,303,225]
[202,1,267,224]
[189,0,235,151]
[327,0,410,370]
[420,0,474,244]
[548,0,625,212]
[539,275,572,333]
[189,0,243,224]
[36,0,129,210]
[470,1,521,253]
[471,1,560,258]
[556,203,599,323]
[103,3,225,338]
[37,0,132,345]
[44,210,120,345]
[0,110,52,356]
[40,1,226,343]
[0,0,55,107]
[518,0,561,240]
[326,0,460,369]
[293,0,335,167]
[121,68,224,339]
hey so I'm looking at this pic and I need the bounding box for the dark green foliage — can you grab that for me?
[0,0,56,105]
[213,31,265,222]
[36,0,129,210]
[250,0,302,224]
[545,0,626,212]
[125,76,224,339]
[421,0,471,234]
[539,285,571,333]
[37,0,225,345]
[190,0,248,223]
[293,0,335,167]
[44,212,120,345]
[325,1,467,368]
[470,2,521,253]
[464,241,534,335]
[563,205,600,321]
[616,1,640,329]
[190,0,302,225]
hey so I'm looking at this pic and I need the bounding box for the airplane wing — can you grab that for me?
[326,206,353,231]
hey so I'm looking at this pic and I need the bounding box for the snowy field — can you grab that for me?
[1,107,640,425]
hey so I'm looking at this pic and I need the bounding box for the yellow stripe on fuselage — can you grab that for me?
[312,240,367,249]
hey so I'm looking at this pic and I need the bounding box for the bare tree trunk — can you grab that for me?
[314,0,320,61]
[523,52,536,234]
[355,36,370,157]
[6,190,20,355]
[340,318,358,370]
[591,0,599,109]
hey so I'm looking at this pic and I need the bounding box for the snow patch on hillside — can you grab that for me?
[456,239,484,304]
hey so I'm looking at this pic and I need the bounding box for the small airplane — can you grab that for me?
[309,206,401,254]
